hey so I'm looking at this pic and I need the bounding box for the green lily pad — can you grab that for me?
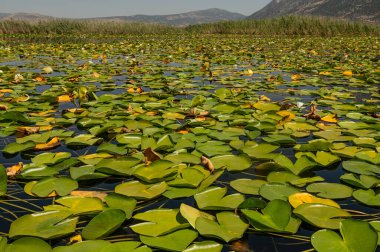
[210,155,252,171]
[65,134,101,146]
[116,134,142,148]
[53,240,111,252]
[311,219,378,252]
[168,167,205,188]
[356,150,380,165]
[195,211,248,242]
[9,210,78,239]
[27,177,78,197]
[259,183,300,201]
[242,199,300,233]
[3,141,36,154]
[179,204,215,229]
[131,209,189,237]
[242,143,279,159]
[306,183,353,199]
[164,153,200,164]
[196,141,232,157]
[115,180,167,200]
[104,193,136,219]
[352,189,380,207]
[44,196,104,215]
[31,152,71,165]
[96,142,129,155]
[230,179,267,195]
[82,209,126,240]
[183,241,222,252]
[133,160,178,183]
[140,229,198,252]
[99,241,151,252]
[340,173,379,189]
[294,204,350,229]
[70,165,109,180]
[342,160,380,176]
[6,237,52,252]
[194,187,245,210]
[95,157,141,176]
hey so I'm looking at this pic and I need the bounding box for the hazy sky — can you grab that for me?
[1,0,272,18]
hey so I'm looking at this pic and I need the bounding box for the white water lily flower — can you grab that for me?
[296,102,304,108]
[14,74,24,82]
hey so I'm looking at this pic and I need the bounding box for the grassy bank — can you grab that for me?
[0,16,379,36]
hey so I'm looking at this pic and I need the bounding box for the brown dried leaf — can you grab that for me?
[201,156,215,173]
[6,162,23,177]
[144,147,161,165]
[34,137,61,151]
[70,191,108,201]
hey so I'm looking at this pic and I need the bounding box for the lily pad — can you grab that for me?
[352,189,380,207]
[6,237,52,252]
[9,210,78,239]
[294,204,350,229]
[3,141,36,154]
[195,211,248,242]
[311,219,378,252]
[115,180,167,200]
[259,183,300,201]
[210,155,252,171]
[242,199,300,233]
[131,209,189,237]
[306,183,353,199]
[194,187,245,210]
[230,179,266,195]
[82,209,126,240]
[183,241,222,252]
[53,240,111,252]
[140,229,198,252]
[28,177,78,197]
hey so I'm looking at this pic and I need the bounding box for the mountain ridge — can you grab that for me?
[0,8,246,26]
[249,0,380,23]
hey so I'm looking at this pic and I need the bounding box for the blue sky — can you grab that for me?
[1,0,271,17]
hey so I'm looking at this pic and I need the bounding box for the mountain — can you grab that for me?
[0,13,10,18]
[1,12,53,21]
[249,0,380,23]
[90,8,246,26]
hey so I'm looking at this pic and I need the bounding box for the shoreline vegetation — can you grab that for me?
[0,16,379,37]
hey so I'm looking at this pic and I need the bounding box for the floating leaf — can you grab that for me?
[242,199,300,233]
[183,241,222,252]
[195,211,248,242]
[194,187,245,210]
[259,183,300,201]
[289,193,340,209]
[131,209,189,237]
[210,155,252,171]
[311,219,378,252]
[140,229,197,252]
[352,189,380,207]
[306,183,353,199]
[6,237,52,252]
[82,209,126,240]
[9,210,78,239]
[28,177,78,197]
[115,180,167,200]
[53,240,110,252]
[3,141,36,154]
[294,204,350,229]
[230,179,266,195]
[179,203,215,229]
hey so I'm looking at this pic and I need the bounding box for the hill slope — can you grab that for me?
[98,8,246,26]
[249,0,380,23]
